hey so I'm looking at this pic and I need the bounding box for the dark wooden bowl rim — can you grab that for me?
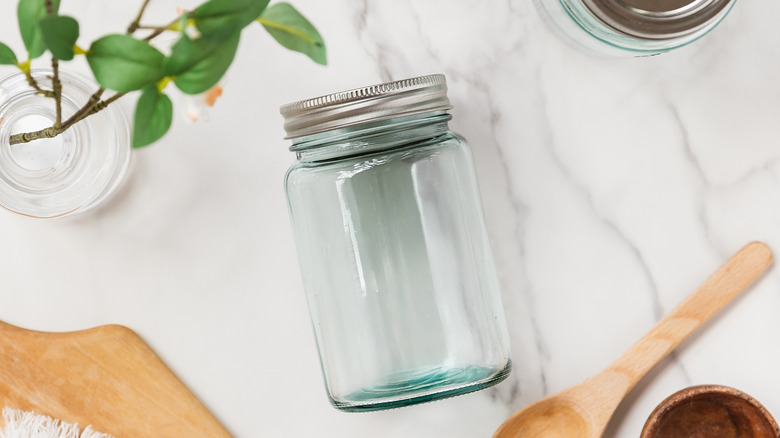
[641,385,780,438]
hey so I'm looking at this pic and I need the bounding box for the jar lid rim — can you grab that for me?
[280,74,452,140]
[581,0,735,39]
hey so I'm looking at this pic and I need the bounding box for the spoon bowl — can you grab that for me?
[495,399,590,437]
[494,242,773,438]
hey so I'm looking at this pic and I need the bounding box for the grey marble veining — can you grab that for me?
[1,0,779,436]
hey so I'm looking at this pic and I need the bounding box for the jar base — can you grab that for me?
[332,361,512,412]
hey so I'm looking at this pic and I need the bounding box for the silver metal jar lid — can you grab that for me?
[280,74,452,139]
[580,0,735,40]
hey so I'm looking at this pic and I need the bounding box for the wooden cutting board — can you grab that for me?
[0,321,232,437]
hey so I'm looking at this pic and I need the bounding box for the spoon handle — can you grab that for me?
[607,241,772,391]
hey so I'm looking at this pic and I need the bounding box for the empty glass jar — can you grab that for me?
[282,74,511,411]
[536,0,737,56]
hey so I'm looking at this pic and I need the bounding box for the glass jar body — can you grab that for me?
[535,0,736,56]
[0,69,131,218]
[285,114,511,411]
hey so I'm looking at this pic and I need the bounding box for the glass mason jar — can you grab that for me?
[282,75,511,412]
[535,0,736,56]
[0,69,131,218]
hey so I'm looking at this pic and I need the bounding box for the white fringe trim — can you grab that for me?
[0,408,114,438]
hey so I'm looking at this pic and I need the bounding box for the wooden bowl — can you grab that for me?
[641,385,780,438]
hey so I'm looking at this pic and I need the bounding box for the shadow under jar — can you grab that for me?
[535,0,737,56]
[282,75,511,412]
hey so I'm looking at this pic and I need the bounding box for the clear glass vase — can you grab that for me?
[282,75,511,412]
[0,69,131,218]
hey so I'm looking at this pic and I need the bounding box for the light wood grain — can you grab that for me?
[493,241,773,438]
[0,322,232,437]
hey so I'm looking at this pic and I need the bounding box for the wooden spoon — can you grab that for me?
[493,241,773,438]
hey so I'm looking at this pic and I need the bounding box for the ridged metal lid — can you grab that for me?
[280,74,452,140]
[581,0,735,39]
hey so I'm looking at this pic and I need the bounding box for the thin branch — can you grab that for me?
[135,24,169,30]
[9,88,108,146]
[41,0,61,119]
[85,92,126,117]
[127,0,152,34]
[23,70,54,97]
[8,126,60,145]
[60,88,106,130]
[143,17,181,41]
[51,58,62,128]
[7,0,180,146]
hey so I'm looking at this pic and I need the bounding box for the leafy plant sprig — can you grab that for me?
[0,0,326,148]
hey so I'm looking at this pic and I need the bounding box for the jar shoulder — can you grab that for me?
[285,131,471,182]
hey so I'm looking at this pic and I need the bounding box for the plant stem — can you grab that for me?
[135,24,169,30]
[86,92,126,117]
[8,0,173,146]
[62,88,106,131]
[7,88,127,146]
[45,0,62,128]
[9,0,142,146]
[51,58,62,128]
[143,17,181,41]
[47,0,63,127]
[127,0,152,34]
[22,70,55,98]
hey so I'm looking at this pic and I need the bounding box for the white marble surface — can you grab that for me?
[2,0,780,436]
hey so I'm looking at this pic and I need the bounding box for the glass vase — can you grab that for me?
[0,69,131,219]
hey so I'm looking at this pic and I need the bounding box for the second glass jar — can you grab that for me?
[536,0,737,56]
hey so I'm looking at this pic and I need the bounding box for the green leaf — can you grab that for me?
[259,3,326,65]
[163,26,236,77]
[133,84,173,148]
[170,30,240,94]
[190,0,270,35]
[18,0,61,59]
[39,15,79,61]
[86,35,165,93]
[0,42,18,65]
